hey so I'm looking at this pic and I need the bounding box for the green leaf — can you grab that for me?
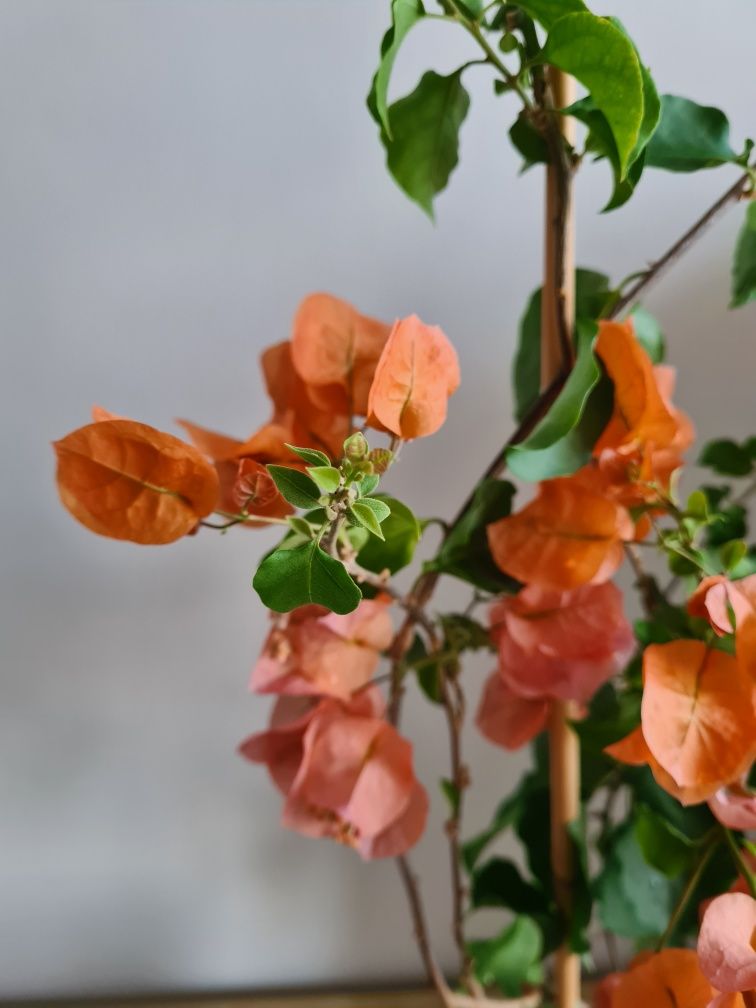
[462,790,526,873]
[440,613,493,653]
[630,304,665,363]
[623,766,716,842]
[266,465,322,509]
[356,496,420,574]
[721,539,748,572]
[349,501,385,540]
[357,497,392,523]
[468,917,543,997]
[307,466,341,493]
[366,0,425,137]
[594,820,678,939]
[358,473,380,496]
[732,202,756,309]
[253,541,361,614]
[506,320,605,480]
[440,777,461,817]
[425,479,518,593]
[383,69,470,218]
[515,0,587,30]
[699,438,753,477]
[285,444,330,467]
[646,95,738,172]
[286,516,315,539]
[540,13,644,177]
[634,804,695,879]
[513,269,614,422]
[573,682,641,753]
[471,858,550,915]
[509,113,549,172]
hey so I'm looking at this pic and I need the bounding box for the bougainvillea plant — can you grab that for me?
[52,3,756,1007]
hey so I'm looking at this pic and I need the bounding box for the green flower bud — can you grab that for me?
[343,431,369,462]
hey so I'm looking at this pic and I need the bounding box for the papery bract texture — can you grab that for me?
[250,601,393,700]
[475,672,551,750]
[276,697,428,859]
[610,948,714,1008]
[641,640,756,797]
[367,314,460,439]
[290,292,391,418]
[490,582,634,703]
[698,893,756,994]
[54,419,219,544]
[487,477,633,591]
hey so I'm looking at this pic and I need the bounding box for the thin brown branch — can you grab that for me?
[611,171,752,316]
[395,855,455,1008]
[623,542,663,617]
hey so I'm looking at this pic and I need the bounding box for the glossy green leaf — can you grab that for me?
[307,466,341,493]
[506,321,604,480]
[285,444,330,467]
[646,95,739,172]
[471,858,550,915]
[509,113,548,171]
[366,0,425,137]
[634,804,695,879]
[425,479,518,593]
[356,496,420,574]
[513,269,614,422]
[732,201,756,309]
[594,820,678,939]
[383,69,470,218]
[468,917,543,997]
[253,540,361,614]
[630,304,665,363]
[349,501,385,539]
[573,682,641,753]
[699,438,753,477]
[516,0,587,29]
[266,465,322,509]
[540,13,644,176]
[623,766,716,842]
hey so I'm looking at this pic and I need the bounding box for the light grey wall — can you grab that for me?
[1,0,754,999]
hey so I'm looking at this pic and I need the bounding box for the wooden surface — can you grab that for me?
[6,990,442,1008]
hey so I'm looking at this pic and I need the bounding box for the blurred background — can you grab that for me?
[1,0,754,1000]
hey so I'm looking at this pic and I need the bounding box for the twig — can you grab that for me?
[395,855,455,1008]
[656,835,718,950]
[723,827,756,899]
[611,172,752,316]
[623,542,663,617]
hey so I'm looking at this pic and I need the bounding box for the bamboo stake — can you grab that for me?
[540,66,581,1008]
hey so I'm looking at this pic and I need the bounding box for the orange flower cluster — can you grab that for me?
[53,292,459,543]
[240,602,429,859]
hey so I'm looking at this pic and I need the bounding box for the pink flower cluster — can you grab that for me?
[476,583,634,750]
[239,601,428,859]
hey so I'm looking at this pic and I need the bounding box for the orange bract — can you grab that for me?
[641,640,756,795]
[594,319,679,452]
[54,419,219,544]
[610,948,714,1008]
[290,293,391,418]
[604,724,714,805]
[487,478,633,591]
[367,314,460,439]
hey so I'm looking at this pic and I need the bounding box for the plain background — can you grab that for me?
[1,0,755,999]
